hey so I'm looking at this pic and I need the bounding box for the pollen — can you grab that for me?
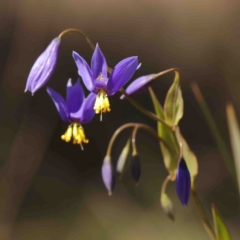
[94,89,111,120]
[61,123,89,149]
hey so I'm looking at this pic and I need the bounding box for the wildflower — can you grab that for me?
[25,37,61,95]
[131,154,141,185]
[47,79,95,149]
[102,156,116,196]
[175,158,191,206]
[72,44,138,120]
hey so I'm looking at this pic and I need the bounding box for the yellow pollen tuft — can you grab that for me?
[61,123,89,148]
[94,90,111,119]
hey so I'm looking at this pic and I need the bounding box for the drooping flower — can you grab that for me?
[46,79,95,149]
[102,156,116,196]
[72,44,138,120]
[25,37,61,95]
[175,158,191,206]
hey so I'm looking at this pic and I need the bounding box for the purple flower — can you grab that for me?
[25,38,61,95]
[120,74,155,99]
[102,156,116,196]
[72,44,138,119]
[46,79,95,147]
[175,158,191,206]
[120,69,178,99]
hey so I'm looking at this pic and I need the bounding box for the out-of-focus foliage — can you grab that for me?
[212,204,231,240]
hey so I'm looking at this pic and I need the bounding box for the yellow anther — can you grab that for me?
[61,123,89,147]
[72,123,78,137]
[93,90,111,116]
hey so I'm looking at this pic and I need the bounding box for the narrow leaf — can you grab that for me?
[149,87,179,174]
[226,103,240,194]
[191,82,236,181]
[212,204,231,240]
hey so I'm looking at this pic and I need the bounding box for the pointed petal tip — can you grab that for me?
[108,191,112,196]
[67,78,72,87]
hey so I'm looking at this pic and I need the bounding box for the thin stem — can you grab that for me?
[154,68,179,79]
[161,175,174,195]
[120,89,173,131]
[131,126,139,155]
[58,28,113,74]
[191,188,216,240]
[106,123,176,158]
[58,28,95,50]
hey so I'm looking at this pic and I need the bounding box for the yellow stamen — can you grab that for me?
[94,89,111,118]
[61,123,89,148]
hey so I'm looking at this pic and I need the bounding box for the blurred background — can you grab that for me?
[0,0,240,239]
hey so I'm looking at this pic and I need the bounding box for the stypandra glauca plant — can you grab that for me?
[25,28,231,240]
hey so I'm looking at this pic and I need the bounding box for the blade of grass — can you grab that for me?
[191,82,236,181]
[226,103,240,195]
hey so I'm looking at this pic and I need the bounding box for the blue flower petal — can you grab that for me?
[70,93,96,124]
[120,74,156,99]
[46,87,69,122]
[72,51,95,92]
[66,79,85,113]
[91,43,108,80]
[176,158,191,206]
[107,56,138,95]
[25,37,61,95]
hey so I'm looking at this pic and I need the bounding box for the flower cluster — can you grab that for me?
[25,40,138,147]
[25,32,191,210]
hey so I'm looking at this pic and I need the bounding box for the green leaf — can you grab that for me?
[164,71,184,126]
[226,103,240,195]
[212,204,231,240]
[149,87,179,174]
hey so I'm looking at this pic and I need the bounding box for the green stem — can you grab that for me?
[120,89,173,131]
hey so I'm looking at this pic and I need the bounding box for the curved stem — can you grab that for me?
[120,89,173,131]
[106,123,176,158]
[161,175,174,195]
[58,28,95,50]
[154,68,179,79]
[131,126,139,155]
[191,188,216,240]
[58,28,113,74]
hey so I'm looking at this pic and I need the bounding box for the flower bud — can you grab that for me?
[131,154,141,184]
[101,156,116,196]
[175,158,191,206]
[160,193,175,221]
[25,37,61,95]
[116,139,130,175]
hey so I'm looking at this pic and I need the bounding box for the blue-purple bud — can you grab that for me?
[101,156,116,195]
[175,158,191,206]
[25,37,61,95]
[131,154,141,184]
